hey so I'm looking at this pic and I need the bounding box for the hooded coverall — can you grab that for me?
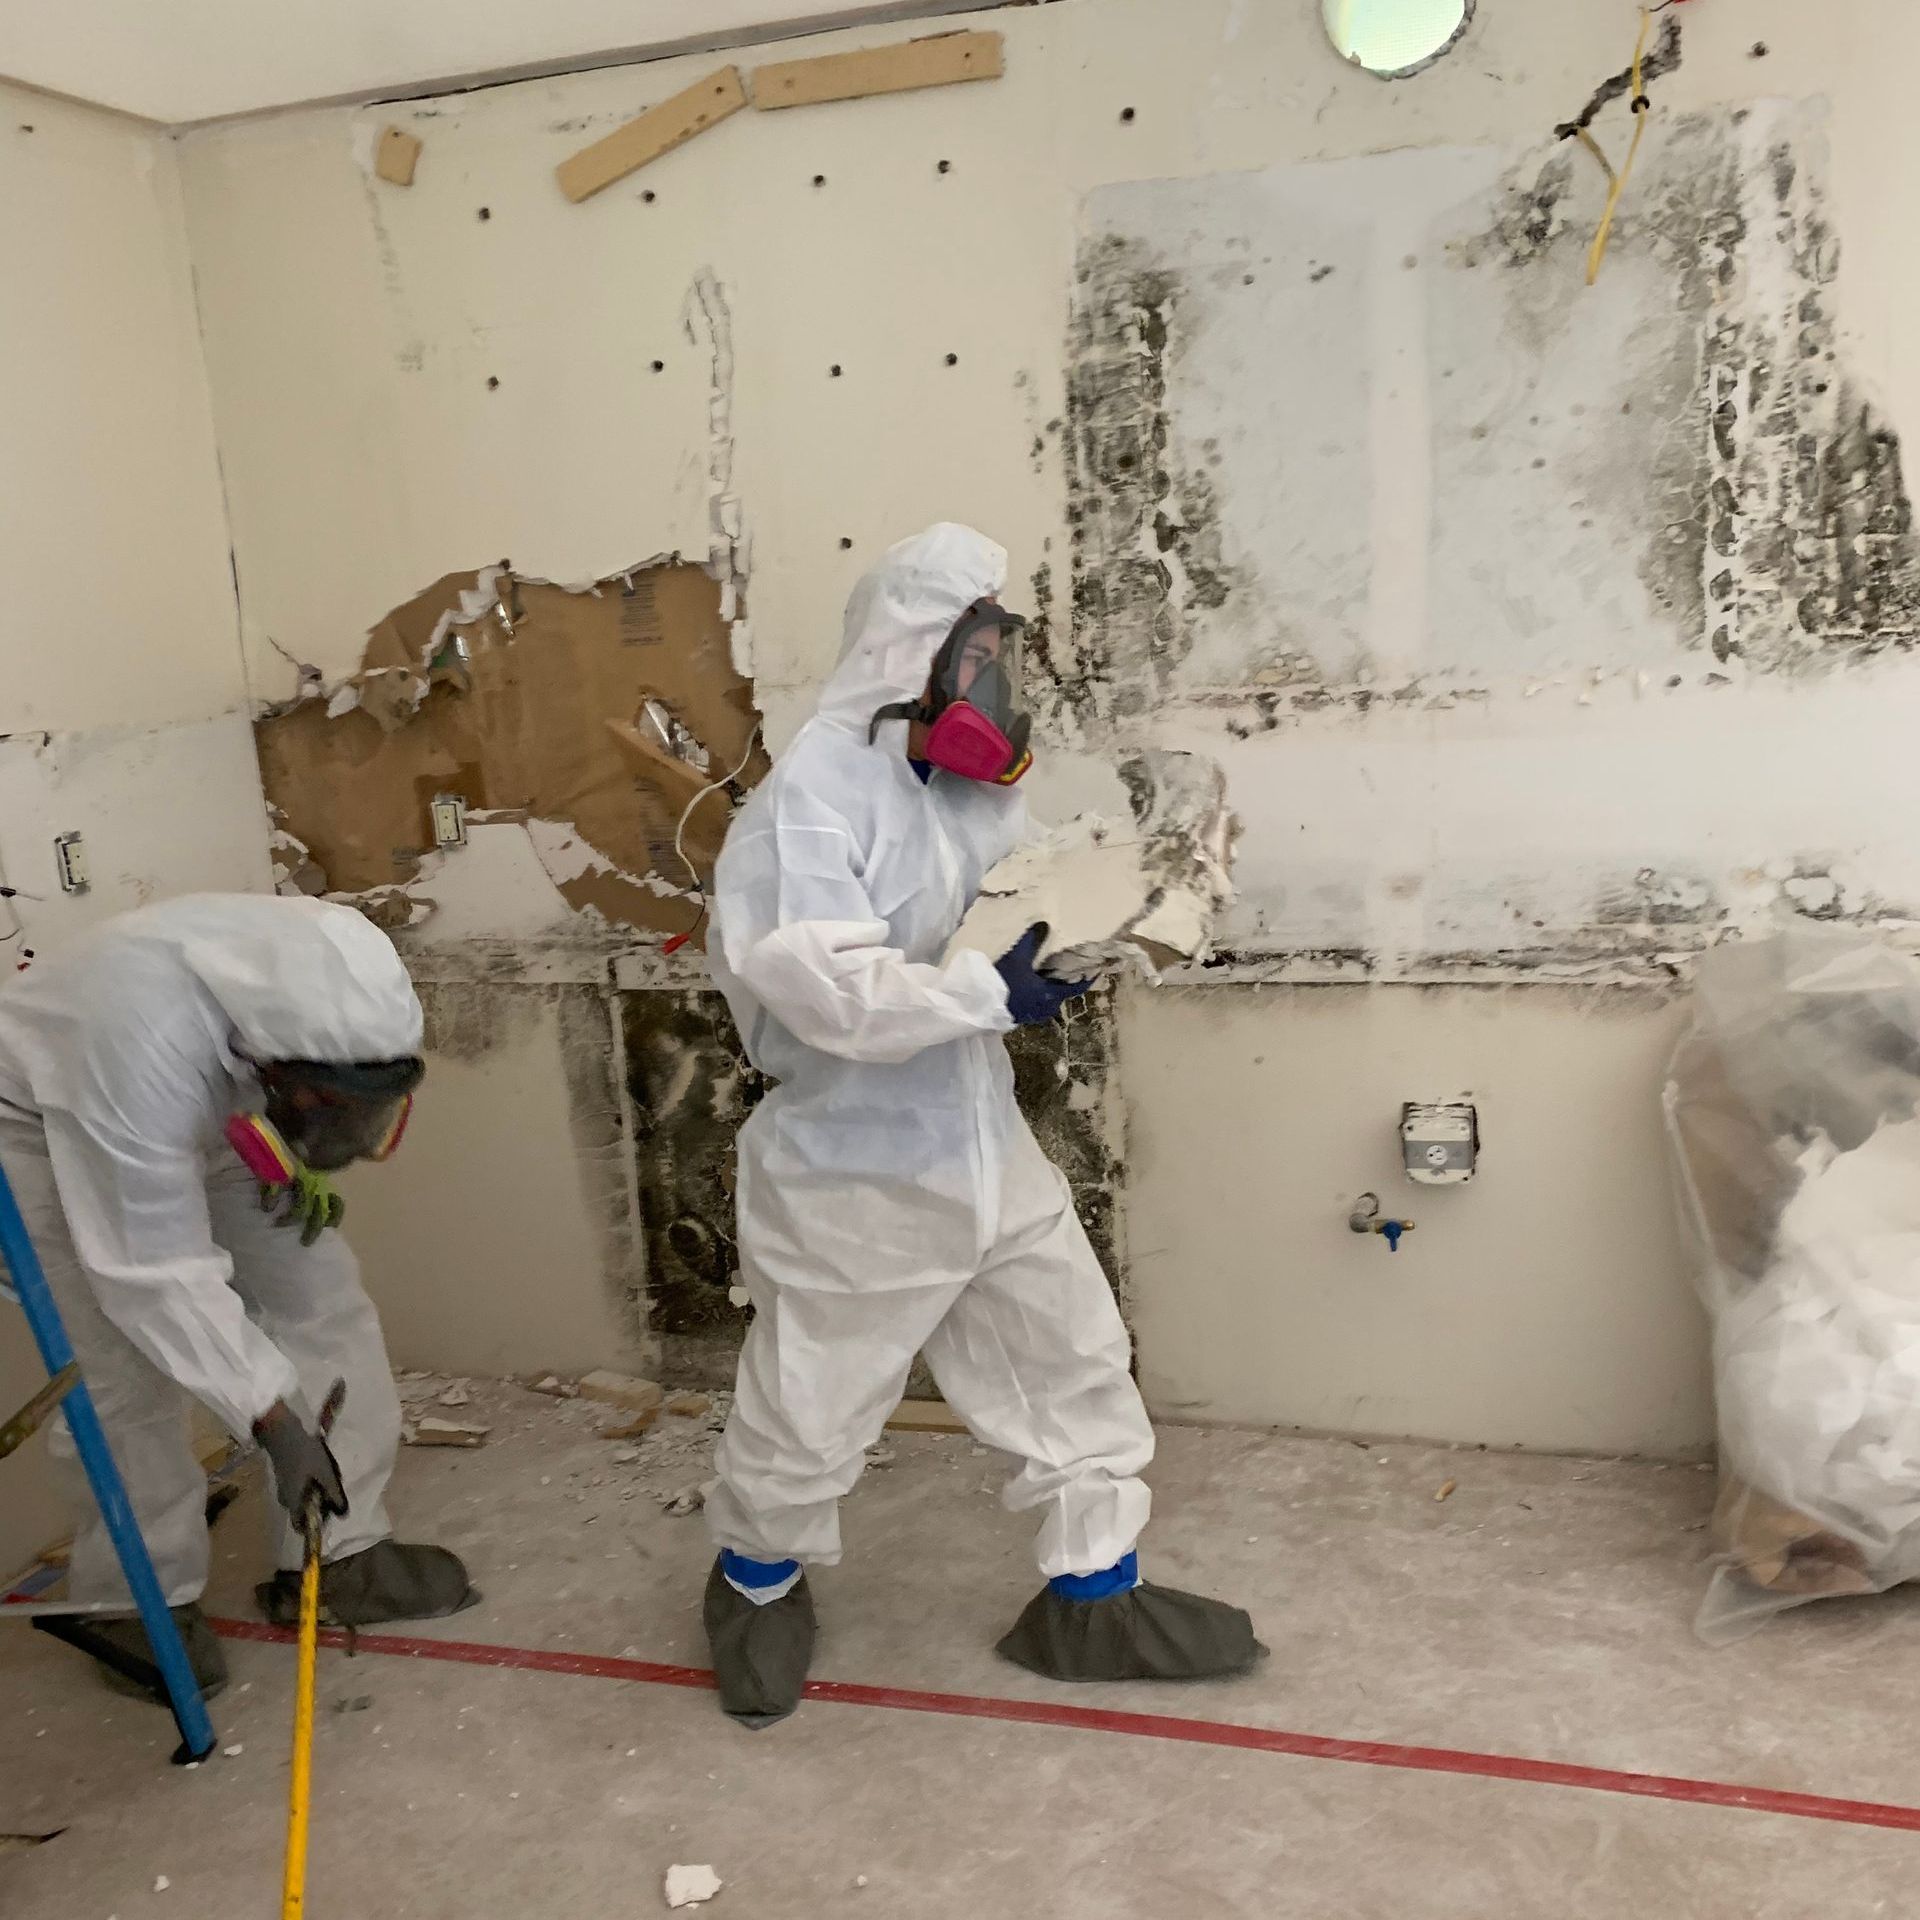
[704,524,1155,1581]
[0,894,422,1605]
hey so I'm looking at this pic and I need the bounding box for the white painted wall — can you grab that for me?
[168,0,1920,1451]
[0,82,271,1572]
[0,1,988,126]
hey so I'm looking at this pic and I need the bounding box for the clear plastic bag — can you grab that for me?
[1666,926,1920,1641]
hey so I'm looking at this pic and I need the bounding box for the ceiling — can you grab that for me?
[0,0,984,127]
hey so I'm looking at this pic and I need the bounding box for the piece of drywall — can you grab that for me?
[171,0,1920,1448]
[337,976,651,1379]
[1125,982,1710,1455]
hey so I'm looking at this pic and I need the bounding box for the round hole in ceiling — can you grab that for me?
[1323,0,1474,78]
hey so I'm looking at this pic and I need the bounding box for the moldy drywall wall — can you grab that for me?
[173,0,1920,1453]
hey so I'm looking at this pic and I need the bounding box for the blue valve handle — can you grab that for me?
[1381,1220,1405,1252]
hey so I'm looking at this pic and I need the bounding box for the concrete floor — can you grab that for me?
[6,1379,1920,1918]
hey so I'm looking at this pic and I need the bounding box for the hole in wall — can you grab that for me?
[945,352,959,366]
[477,206,491,221]
[839,537,854,550]
[938,158,952,173]
[830,363,843,377]
[812,172,827,186]
[642,189,657,203]
[486,375,500,390]
[1323,0,1474,78]
[651,359,665,373]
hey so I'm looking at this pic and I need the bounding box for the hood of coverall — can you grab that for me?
[813,523,1011,731]
[128,894,423,1065]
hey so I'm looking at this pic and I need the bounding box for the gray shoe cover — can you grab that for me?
[703,1558,815,1729]
[93,1603,230,1705]
[256,1540,478,1628]
[996,1580,1265,1683]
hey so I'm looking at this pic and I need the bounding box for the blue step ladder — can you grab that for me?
[0,1158,217,1764]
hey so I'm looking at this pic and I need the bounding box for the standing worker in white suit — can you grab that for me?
[0,895,474,1703]
[701,523,1260,1725]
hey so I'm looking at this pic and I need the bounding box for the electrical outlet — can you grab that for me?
[429,794,468,849]
[53,832,88,895]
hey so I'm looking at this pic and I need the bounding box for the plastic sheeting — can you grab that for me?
[1666,926,1920,1640]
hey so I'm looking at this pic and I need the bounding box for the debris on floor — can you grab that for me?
[666,1392,712,1418]
[525,1374,578,1397]
[600,1410,660,1441]
[578,1371,665,1417]
[661,1486,705,1517]
[1436,1479,1457,1502]
[664,1863,723,1909]
[402,1417,491,1448]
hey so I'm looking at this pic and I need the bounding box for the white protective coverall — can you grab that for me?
[705,523,1154,1580]
[0,894,422,1605]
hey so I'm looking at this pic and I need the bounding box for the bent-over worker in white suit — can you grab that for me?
[0,894,474,1703]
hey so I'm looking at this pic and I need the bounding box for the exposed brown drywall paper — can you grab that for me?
[555,65,746,203]
[374,127,422,187]
[748,30,1003,111]
[255,562,766,937]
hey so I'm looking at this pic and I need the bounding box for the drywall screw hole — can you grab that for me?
[839,538,853,550]
[651,360,665,373]
[477,206,491,221]
[813,173,826,186]
[944,352,959,366]
[486,376,500,390]
[1120,106,1136,123]
[830,364,843,377]
[937,159,951,174]
[642,189,657,203]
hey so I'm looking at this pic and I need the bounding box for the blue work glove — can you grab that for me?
[993,923,1093,1027]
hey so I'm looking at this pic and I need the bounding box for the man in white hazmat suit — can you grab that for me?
[701,523,1260,1725]
[0,895,474,1703]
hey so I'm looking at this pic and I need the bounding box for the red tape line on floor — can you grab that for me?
[211,1617,1920,1833]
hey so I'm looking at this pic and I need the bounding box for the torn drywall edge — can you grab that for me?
[255,559,767,942]
[683,267,752,679]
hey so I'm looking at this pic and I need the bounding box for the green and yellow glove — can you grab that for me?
[258,1165,346,1247]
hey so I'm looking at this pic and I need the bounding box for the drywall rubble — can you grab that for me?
[946,749,1236,979]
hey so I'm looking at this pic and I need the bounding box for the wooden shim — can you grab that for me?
[374,127,421,187]
[749,30,1003,113]
[556,65,746,203]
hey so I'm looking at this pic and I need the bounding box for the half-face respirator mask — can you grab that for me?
[868,599,1033,786]
[225,1057,424,1244]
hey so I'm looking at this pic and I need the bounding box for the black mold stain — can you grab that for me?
[1060,233,1243,735]
[621,989,765,1348]
[619,987,1125,1367]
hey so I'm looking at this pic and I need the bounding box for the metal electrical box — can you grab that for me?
[1402,1101,1478,1186]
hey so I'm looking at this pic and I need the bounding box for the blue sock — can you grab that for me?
[1049,1551,1140,1602]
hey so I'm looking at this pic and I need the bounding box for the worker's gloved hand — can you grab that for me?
[252,1401,348,1524]
[258,1164,345,1247]
[993,924,1093,1027]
